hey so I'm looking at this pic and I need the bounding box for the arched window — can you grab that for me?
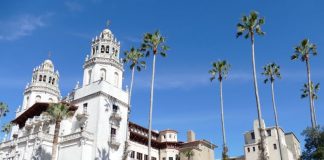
[39,75,42,81]
[43,75,46,82]
[49,77,52,83]
[88,70,92,84]
[92,47,95,55]
[48,98,53,102]
[52,78,55,85]
[106,45,109,53]
[101,45,105,53]
[100,68,106,80]
[36,95,41,102]
[96,46,99,53]
[114,72,119,87]
[112,48,115,54]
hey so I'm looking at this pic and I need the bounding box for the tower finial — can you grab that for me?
[48,51,52,59]
[106,20,111,28]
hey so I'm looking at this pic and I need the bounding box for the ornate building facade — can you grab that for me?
[0,27,216,160]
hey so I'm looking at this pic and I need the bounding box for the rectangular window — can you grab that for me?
[163,158,166,160]
[152,157,157,160]
[111,128,116,136]
[253,147,255,152]
[274,143,277,150]
[83,103,88,114]
[137,152,143,160]
[144,155,148,160]
[267,129,272,136]
[130,151,135,158]
[113,104,118,112]
[247,147,250,152]
[251,132,255,139]
[169,157,173,160]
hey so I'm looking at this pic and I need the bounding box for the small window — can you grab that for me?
[52,78,55,85]
[113,104,118,112]
[130,151,135,158]
[267,129,272,136]
[152,157,157,160]
[96,46,99,52]
[92,47,95,55]
[39,75,43,81]
[137,152,143,160]
[48,77,52,83]
[253,147,255,152]
[169,157,173,160]
[43,75,46,82]
[111,128,116,136]
[247,147,250,152]
[36,95,41,102]
[144,155,148,160]
[101,45,105,53]
[251,132,255,139]
[114,72,119,87]
[106,46,109,53]
[273,144,277,150]
[48,98,53,102]
[83,103,88,114]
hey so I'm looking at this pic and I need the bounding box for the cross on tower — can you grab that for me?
[106,20,111,28]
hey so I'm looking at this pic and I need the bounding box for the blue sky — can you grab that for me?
[0,0,324,158]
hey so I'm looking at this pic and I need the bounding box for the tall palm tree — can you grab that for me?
[236,11,268,160]
[209,60,230,160]
[301,82,320,126]
[291,39,317,128]
[1,122,12,141]
[183,150,194,160]
[45,103,74,160]
[261,62,283,160]
[140,30,169,160]
[122,47,145,160]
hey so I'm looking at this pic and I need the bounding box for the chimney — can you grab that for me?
[187,130,196,142]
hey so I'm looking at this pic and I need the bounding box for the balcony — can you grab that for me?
[60,131,94,143]
[0,132,53,150]
[108,135,120,148]
[110,111,122,121]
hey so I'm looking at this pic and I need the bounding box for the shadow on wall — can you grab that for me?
[32,146,51,160]
[95,148,110,160]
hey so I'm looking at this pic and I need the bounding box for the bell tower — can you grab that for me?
[18,59,60,115]
[82,26,123,88]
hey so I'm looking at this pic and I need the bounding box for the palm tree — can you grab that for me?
[45,103,74,160]
[261,63,283,160]
[140,30,169,160]
[0,102,9,122]
[183,150,194,160]
[291,39,317,128]
[209,60,230,160]
[1,122,12,141]
[236,11,268,160]
[301,82,320,126]
[122,47,146,160]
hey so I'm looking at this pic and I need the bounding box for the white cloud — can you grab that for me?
[64,1,83,12]
[0,13,52,41]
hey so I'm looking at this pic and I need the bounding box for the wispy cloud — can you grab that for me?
[64,1,83,12]
[0,13,53,41]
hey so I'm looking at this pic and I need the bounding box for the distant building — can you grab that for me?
[0,26,216,160]
[243,120,301,160]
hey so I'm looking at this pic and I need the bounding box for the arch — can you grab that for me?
[101,45,105,53]
[43,75,46,82]
[52,78,55,85]
[106,45,109,53]
[48,98,53,102]
[114,72,119,87]
[35,95,41,102]
[39,75,42,81]
[100,68,106,80]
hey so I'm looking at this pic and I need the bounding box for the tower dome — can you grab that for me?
[20,59,61,111]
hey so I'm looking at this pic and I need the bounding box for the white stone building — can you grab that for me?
[0,26,216,160]
[243,120,301,160]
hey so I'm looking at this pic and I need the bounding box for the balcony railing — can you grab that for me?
[60,131,94,143]
[108,135,120,148]
[110,111,122,121]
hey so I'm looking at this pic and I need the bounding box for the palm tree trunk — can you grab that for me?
[312,99,317,127]
[219,80,227,158]
[122,67,135,160]
[306,59,316,128]
[271,82,283,160]
[52,120,61,160]
[250,34,267,160]
[148,54,157,160]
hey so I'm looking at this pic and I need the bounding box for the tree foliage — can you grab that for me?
[301,127,324,160]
